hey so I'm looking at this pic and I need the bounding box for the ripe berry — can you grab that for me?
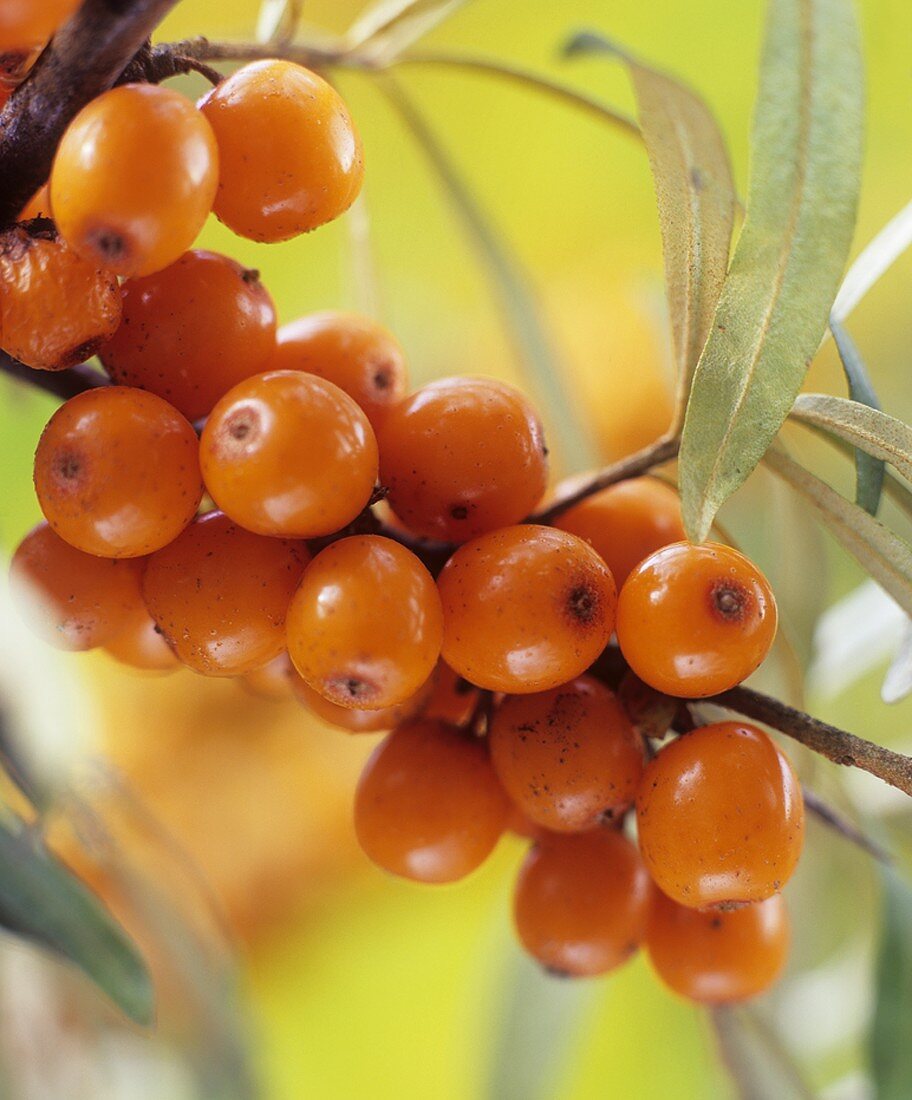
[34,387,203,558]
[104,604,180,673]
[354,719,509,883]
[636,722,804,909]
[0,222,120,370]
[616,541,778,697]
[514,830,652,977]
[378,377,548,542]
[292,669,433,734]
[142,511,309,676]
[647,892,789,1003]
[241,653,295,700]
[0,0,79,50]
[422,663,479,728]
[10,523,141,650]
[200,371,378,539]
[50,84,218,277]
[269,311,407,430]
[19,184,50,221]
[199,60,363,242]
[99,251,277,421]
[554,477,686,588]
[438,525,616,693]
[287,536,443,710]
[489,676,644,832]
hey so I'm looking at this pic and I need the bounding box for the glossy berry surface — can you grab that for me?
[104,603,180,672]
[0,223,120,370]
[616,541,778,697]
[554,477,686,588]
[51,84,218,277]
[10,524,141,650]
[438,525,616,693]
[269,311,408,430]
[287,536,443,710]
[100,250,277,421]
[199,60,363,242]
[0,0,79,50]
[201,370,378,538]
[142,511,309,676]
[490,676,644,832]
[240,652,295,700]
[379,376,548,542]
[647,891,789,1003]
[34,387,203,558]
[354,718,509,883]
[422,663,479,728]
[514,830,652,977]
[292,670,433,734]
[636,722,804,908]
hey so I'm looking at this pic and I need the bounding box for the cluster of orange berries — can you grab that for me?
[3,31,801,1008]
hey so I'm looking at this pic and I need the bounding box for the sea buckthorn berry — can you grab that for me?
[104,604,180,673]
[506,805,543,841]
[514,830,652,977]
[241,653,295,700]
[490,676,644,833]
[142,511,309,676]
[647,892,789,1004]
[19,184,50,221]
[200,371,378,538]
[0,0,79,50]
[199,60,363,242]
[269,312,408,429]
[99,251,277,421]
[423,663,480,728]
[616,541,778,697]
[10,524,141,650]
[354,719,509,883]
[378,377,548,542]
[437,526,616,694]
[636,722,804,909]
[292,669,433,734]
[50,84,218,277]
[0,222,120,370]
[554,477,686,588]
[34,387,203,558]
[287,536,443,710]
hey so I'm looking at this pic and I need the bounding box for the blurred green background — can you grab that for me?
[2,0,912,1097]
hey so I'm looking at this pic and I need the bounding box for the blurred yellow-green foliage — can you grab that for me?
[3,0,912,1097]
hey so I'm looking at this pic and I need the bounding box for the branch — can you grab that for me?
[0,0,181,227]
[802,786,892,865]
[0,351,108,400]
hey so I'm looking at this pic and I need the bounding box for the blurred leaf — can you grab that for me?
[346,0,469,63]
[381,76,597,472]
[0,816,152,1026]
[764,447,912,617]
[255,0,301,43]
[882,622,912,704]
[869,869,912,1098]
[678,0,863,542]
[564,31,735,429]
[832,197,912,325]
[829,322,885,514]
[711,1005,816,1100]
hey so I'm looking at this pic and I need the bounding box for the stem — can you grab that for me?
[802,785,892,865]
[0,0,182,227]
[0,351,108,400]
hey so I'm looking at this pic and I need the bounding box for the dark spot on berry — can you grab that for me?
[55,451,82,481]
[241,268,261,285]
[324,674,379,706]
[708,579,753,623]
[567,584,598,625]
[89,227,128,263]
[372,364,392,391]
[58,337,103,369]
[450,504,469,521]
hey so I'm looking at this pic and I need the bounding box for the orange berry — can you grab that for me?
[0,0,79,50]
[438,525,616,693]
[10,523,141,650]
[616,541,778,697]
[0,222,120,370]
[292,669,433,734]
[554,477,686,588]
[34,387,203,558]
[422,662,479,728]
[647,892,789,1003]
[51,84,217,277]
[99,251,277,420]
[354,718,509,883]
[514,830,652,977]
[200,370,378,538]
[378,377,548,542]
[240,652,295,700]
[142,511,308,676]
[636,722,804,909]
[104,603,180,673]
[506,804,544,841]
[489,676,644,833]
[269,311,407,429]
[287,535,443,710]
[199,60,363,242]
[19,183,50,221]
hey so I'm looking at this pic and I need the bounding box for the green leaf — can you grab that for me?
[678,0,864,541]
[345,0,469,63]
[0,817,153,1025]
[828,322,885,514]
[711,1005,816,1100]
[869,869,912,1098]
[564,32,735,427]
[763,447,912,617]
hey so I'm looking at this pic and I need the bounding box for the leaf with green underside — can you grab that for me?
[763,447,912,617]
[564,32,735,429]
[828,322,885,514]
[345,0,470,63]
[869,868,912,1098]
[0,815,153,1025]
[678,0,864,542]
